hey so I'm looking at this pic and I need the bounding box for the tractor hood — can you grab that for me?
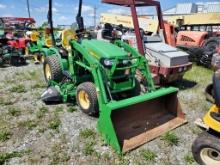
[81,39,127,59]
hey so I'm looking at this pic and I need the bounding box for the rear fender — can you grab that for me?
[7,41,18,48]
[18,38,26,48]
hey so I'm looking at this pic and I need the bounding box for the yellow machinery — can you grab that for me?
[164,12,220,28]
[100,13,159,33]
[192,50,220,164]
[100,12,220,32]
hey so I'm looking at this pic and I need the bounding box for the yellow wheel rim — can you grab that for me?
[200,147,220,165]
[78,90,90,110]
[45,64,52,80]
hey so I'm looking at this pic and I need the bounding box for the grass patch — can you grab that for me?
[50,142,70,165]
[184,154,195,164]
[141,149,157,161]
[28,70,37,78]
[0,97,14,106]
[32,82,46,89]
[36,111,44,119]
[10,84,26,93]
[39,106,49,113]
[50,153,70,165]
[18,120,37,130]
[161,132,179,146]
[184,65,212,84]
[67,107,76,113]
[8,107,21,116]
[0,129,11,142]
[79,128,96,139]
[83,141,96,156]
[37,127,47,133]
[48,116,61,130]
[36,106,49,119]
[55,106,63,113]
[0,151,24,164]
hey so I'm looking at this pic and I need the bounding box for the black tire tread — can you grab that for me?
[44,56,63,82]
[192,131,220,165]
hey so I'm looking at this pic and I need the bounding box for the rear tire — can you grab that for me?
[76,82,98,116]
[188,47,204,64]
[202,38,220,67]
[192,131,220,165]
[43,56,63,83]
[204,38,220,53]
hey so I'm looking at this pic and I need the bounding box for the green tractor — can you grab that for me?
[41,0,187,153]
[26,29,54,64]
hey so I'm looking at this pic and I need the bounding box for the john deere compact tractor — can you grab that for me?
[41,0,186,153]
[26,28,54,64]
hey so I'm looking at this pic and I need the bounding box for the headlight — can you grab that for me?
[131,59,138,64]
[104,59,114,66]
[101,58,116,67]
[122,59,129,65]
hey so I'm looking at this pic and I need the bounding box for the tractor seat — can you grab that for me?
[102,23,113,40]
[30,31,39,42]
[45,37,53,48]
[61,29,77,50]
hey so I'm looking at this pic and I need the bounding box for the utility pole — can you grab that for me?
[26,0,31,18]
[93,6,96,27]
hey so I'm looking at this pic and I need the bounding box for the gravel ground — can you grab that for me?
[0,61,213,165]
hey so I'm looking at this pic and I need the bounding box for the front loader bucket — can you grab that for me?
[97,87,186,153]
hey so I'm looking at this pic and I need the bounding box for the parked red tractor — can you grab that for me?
[0,17,35,66]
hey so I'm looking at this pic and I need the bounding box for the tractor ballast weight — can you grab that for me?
[42,0,186,153]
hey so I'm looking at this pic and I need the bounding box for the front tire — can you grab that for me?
[192,131,220,165]
[76,82,98,116]
[43,56,63,83]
